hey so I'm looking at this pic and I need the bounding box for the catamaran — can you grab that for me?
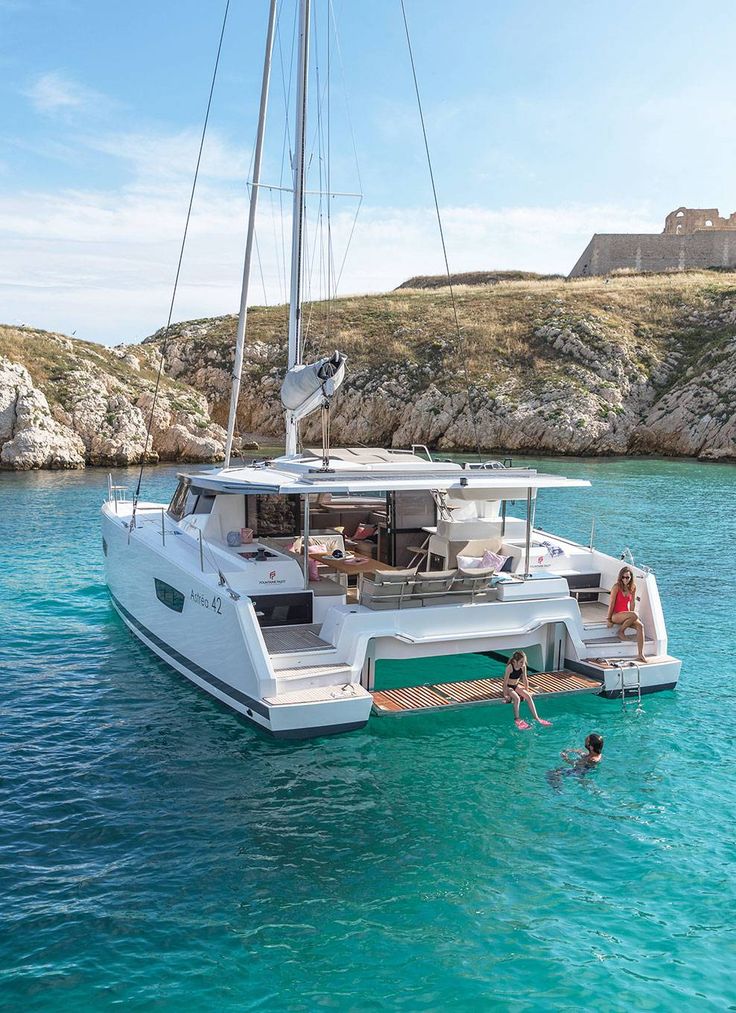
[102,1,681,737]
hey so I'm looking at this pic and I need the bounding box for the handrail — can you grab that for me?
[107,473,129,512]
[411,444,433,461]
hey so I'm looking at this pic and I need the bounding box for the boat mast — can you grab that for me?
[223,0,278,468]
[285,0,311,458]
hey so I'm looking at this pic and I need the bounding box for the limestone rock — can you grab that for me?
[0,358,86,469]
[0,327,227,470]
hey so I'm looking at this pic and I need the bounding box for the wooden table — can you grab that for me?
[313,553,398,587]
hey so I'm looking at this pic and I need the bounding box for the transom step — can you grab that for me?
[261,624,333,655]
[276,662,353,682]
[265,683,366,706]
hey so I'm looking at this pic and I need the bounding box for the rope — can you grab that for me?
[399,0,483,462]
[131,0,230,526]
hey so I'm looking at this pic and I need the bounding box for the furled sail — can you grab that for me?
[280,350,346,423]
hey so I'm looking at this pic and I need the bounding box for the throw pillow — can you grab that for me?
[353,523,377,541]
[457,553,484,570]
[481,549,508,571]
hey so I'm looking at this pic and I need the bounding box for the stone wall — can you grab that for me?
[569,232,736,278]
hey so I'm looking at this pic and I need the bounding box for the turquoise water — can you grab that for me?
[1,457,735,1010]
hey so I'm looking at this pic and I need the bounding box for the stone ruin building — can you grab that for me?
[569,207,736,278]
[662,207,736,235]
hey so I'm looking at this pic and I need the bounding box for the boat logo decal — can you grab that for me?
[258,570,286,586]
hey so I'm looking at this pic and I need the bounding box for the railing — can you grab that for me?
[411,444,433,462]
[129,505,168,546]
[107,473,130,514]
[128,507,239,598]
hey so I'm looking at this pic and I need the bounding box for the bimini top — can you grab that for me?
[180,448,591,497]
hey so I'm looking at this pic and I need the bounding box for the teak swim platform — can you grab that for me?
[371,670,601,716]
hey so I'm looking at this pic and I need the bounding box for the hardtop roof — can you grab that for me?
[180,449,590,497]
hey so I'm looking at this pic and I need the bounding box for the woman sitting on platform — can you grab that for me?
[502,651,552,730]
[607,565,647,663]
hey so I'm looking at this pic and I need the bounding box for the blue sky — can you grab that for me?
[1,0,734,344]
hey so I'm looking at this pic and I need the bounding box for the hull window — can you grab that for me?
[102,537,108,557]
[154,578,185,613]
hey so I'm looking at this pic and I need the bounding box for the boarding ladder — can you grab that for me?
[612,660,642,711]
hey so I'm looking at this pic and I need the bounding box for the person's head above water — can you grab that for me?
[585,733,604,755]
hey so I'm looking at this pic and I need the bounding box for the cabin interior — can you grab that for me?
[166,479,611,628]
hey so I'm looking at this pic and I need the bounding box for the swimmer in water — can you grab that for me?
[547,734,603,790]
[562,733,604,770]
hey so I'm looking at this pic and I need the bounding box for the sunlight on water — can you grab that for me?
[1,457,735,1010]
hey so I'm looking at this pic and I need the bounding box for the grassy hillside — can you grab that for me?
[0,324,203,412]
[137,270,736,460]
[143,270,736,401]
[396,270,563,289]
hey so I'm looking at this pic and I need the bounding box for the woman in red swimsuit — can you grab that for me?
[607,566,647,662]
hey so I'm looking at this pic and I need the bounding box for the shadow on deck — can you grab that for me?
[371,670,601,715]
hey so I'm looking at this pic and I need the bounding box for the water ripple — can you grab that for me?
[1,461,735,1010]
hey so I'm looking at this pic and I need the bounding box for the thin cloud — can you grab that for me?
[24,71,112,116]
[0,167,655,346]
[85,129,252,184]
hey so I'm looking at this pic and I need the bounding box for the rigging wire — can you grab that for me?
[327,0,363,295]
[276,0,299,341]
[398,0,483,462]
[326,0,333,339]
[253,226,269,307]
[313,0,327,346]
[131,0,231,525]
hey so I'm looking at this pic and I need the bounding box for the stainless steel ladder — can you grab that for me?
[613,660,642,711]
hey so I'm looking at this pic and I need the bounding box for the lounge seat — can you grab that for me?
[359,568,423,610]
[445,536,504,568]
[431,567,495,605]
[261,534,346,568]
[359,568,496,610]
[345,536,378,559]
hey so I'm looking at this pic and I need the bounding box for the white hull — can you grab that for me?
[102,465,680,739]
[102,503,372,738]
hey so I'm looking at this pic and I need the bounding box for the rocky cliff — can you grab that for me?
[138,271,736,462]
[0,326,226,470]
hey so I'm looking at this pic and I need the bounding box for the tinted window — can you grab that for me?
[183,489,199,517]
[193,494,216,515]
[154,578,185,613]
[168,480,190,521]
